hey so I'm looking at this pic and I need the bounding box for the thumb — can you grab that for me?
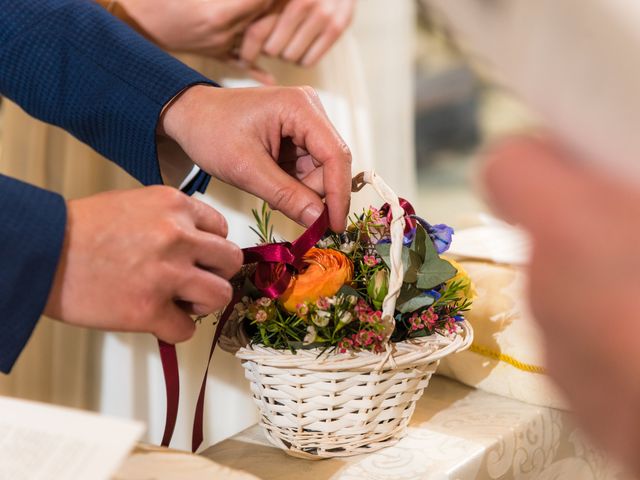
[252,153,326,228]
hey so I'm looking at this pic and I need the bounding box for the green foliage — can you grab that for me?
[250,202,276,245]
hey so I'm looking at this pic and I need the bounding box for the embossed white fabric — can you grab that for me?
[202,376,622,480]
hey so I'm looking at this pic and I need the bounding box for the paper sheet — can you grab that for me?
[0,396,144,480]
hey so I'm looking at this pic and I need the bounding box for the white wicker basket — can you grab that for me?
[221,171,473,459]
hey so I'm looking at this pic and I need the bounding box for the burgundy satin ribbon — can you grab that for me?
[380,198,416,234]
[158,340,179,447]
[158,208,330,452]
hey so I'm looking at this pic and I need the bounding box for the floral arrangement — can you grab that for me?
[230,202,475,355]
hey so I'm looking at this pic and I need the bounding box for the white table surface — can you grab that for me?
[200,376,623,480]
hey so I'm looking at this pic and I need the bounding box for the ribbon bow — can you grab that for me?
[158,208,330,452]
[243,208,329,299]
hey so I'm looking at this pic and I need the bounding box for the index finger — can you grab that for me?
[186,196,229,238]
[240,12,280,64]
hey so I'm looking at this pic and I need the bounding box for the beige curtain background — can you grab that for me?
[0,0,416,450]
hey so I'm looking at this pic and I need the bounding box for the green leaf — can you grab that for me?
[396,294,436,313]
[410,224,428,262]
[396,283,422,305]
[416,235,457,289]
[338,284,364,300]
[375,243,422,283]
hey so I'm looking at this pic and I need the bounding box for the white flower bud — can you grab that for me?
[303,326,317,345]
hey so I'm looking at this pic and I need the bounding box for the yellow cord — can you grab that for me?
[469,344,546,375]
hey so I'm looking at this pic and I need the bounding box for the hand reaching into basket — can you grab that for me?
[483,135,640,476]
[159,84,353,232]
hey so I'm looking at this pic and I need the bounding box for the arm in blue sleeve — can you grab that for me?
[0,0,214,191]
[0,0,228,372]
[0,174,66,373]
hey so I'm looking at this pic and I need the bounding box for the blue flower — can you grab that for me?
[425,289,442,301]
[413,216,454,254]
[403,226,417,246]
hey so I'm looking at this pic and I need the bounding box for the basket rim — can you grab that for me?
[235,320,473,371]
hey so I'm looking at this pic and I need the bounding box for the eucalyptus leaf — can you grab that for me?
[410,224,428,262]
[375,243,422,283]
[396,294,436,313]
[396,282,423,305]
[338,284,364,300]
[416,234,457,289]
[409,330,430,339]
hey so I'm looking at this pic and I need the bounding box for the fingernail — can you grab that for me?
[302,203,323,227]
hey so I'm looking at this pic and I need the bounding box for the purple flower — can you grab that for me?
[403,227,417,246]
[413,216,454,254]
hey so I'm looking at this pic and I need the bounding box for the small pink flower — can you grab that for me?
[296,303,309,317]
[255,310,268,323]
[363,255,380,267]
[316,297,331,310]
[409,313,425,331]
[355,299,371,314]
[421,308,438,325]
[338,337,354,354]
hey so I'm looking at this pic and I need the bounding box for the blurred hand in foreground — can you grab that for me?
[483,135,640,475]
[241,0,357,67]
[117,0,273,58]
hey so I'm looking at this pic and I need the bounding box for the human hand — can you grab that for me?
[241,0,357,67]
[483,135,640,475]
[117,0,274,58]
[160,85,352,232]
[44,187,242,344]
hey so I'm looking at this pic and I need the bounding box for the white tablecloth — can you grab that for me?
[201,376,622,480]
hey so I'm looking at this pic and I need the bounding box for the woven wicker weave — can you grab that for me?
[220,171,473,459]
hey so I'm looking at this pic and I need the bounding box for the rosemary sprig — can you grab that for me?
[250,202,276,244]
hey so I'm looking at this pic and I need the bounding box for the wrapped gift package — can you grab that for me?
[438,231,567,409]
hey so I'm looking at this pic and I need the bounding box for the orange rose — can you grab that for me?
[280,248,354,312]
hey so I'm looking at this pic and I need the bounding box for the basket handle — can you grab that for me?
[352,171,406,336]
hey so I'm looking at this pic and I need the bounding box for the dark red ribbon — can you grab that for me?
[380,198,416,235]
[158,340,179,447]
[158,208,330,452]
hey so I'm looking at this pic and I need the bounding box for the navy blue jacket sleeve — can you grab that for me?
[0,175,66,373]
[0,0,216,188]
[0,0,221,372]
